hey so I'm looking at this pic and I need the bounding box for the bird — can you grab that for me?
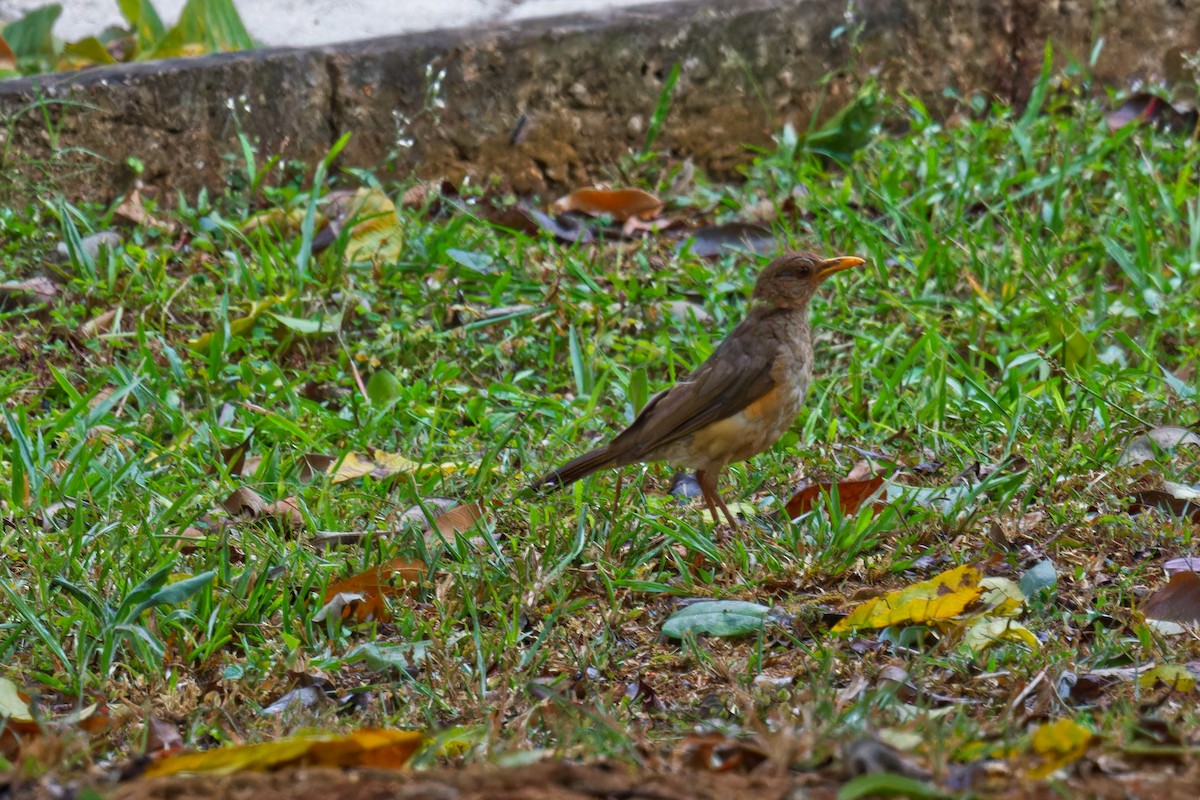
[531,250,865,527]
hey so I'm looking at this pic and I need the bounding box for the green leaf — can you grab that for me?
[133,570,216,618]
[661,600,771,639]
[268,311,342,335]
[63,36,116,65]
[837,772,952,800]
[802,79,880,163]
[446,249,495,273]
[366,370,404,407]
[1019,560,1057,599]
[2,4,61,65]
[143,0,253,60]
[344,641,429,673]
[116,0,165,52]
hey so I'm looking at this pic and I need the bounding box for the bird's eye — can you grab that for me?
[783,267,810,279]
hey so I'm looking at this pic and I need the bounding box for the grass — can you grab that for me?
[2,56,1200,790]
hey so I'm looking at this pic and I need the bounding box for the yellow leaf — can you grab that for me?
[963,616,1039,659]
[979,576,1025,617]
[1138,665,1197,692]
[330,449,456,484]
[188,294,292,352]
[344,188,403,266]
[832,564,984,633]
[1027,718,1092,778]
[144,729,425,777]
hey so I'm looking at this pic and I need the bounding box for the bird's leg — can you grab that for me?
[696,469,739,529]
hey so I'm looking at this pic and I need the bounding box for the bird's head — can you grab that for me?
[751,251,865,308]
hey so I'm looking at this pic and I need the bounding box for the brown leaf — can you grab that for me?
[114,189,176,233]
[552,187,663,221]
[1106,93,1198,134]
[144,717,183,757]
[671,731,767,773]
[785,476,886,519]
[1128,490,1200,523]
[485,203,594,243]
[675,222,776,258]
[322,557,425,623]
[263,497,305,529]
[143,728,425,777]
[222,487,267,517]
[0,277,59,305]
[1143,571,1200,624]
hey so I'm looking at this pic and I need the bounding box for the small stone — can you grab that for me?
[663,300,711,324]
[54,230,122,263]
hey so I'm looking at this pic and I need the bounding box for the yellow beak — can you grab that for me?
[817,256,866,280]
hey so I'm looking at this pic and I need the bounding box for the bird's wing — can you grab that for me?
[610,320,777,460]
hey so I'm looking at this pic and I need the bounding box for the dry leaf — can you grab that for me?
[143,728,424,777]
[0,277,59,305]
[321,557,425,623]
[832,564,985,633]
[1027,718,1092,778]
[1143,571,1200,625]
[786,476,886,518]
[552,187,663,221]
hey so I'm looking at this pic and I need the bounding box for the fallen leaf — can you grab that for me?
[342,188,404,266]
[1027,718,1092,778]
[1142,570,1200,625]
[963,617,1039,660]
[786,476,886,519]
[222,487,267,517]
[662,600,771,639]
[1128,490,1200,524]
[675,222,777,258]
[328,450,459,483]
[832,564,985,633]
[1118,426,1200,466]
[1137,665,1197,692]
[1105,93,1198,134]
[321,557,425,623]
[0,276,58,305]
[485,203,595,243]
[552,187,663,221]
[142,728,425,776]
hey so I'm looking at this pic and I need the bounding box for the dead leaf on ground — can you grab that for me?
[552,187,663,221]
[223,487,267,517]
[144,717,184,758]
[786,476,886,519]
[832,564,985,633]
[320,557,425,623]
[675,222,777,258]
[114,189,177,233]
[342,188,404,266]
[1106,93,1199,134]
[1118,426,1200,466]
[79,308,119,338]
[671,731,768,773]
[320,449,460,483]
[142,728,425,777]
[1027,718,1093,778]
[1127,490,1200,524]
[0,277,59,305]
[1142,571,1200,626]
[484,203,595,243]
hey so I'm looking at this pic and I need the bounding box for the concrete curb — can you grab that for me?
[0,0,1196,204]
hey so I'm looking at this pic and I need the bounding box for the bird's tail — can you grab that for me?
[529,445,618,493]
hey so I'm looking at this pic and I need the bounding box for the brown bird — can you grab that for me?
[531,251,865,527]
